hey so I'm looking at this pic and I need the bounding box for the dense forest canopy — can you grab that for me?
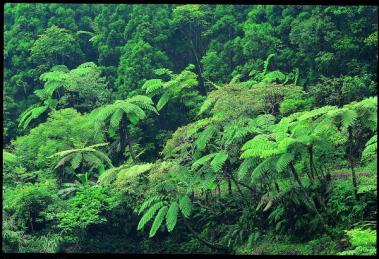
[3,4,378,255]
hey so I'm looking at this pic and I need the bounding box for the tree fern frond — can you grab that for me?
[87,149,113,167]
[251,155,278,183]
[195,126,218,152]
[143,79,163,95]
[210,152,228,172]
[156,92,171,111]
[70,153,82,170]
[110,109,124,129]
[191,153,216,171]
[149,206,168,238]
[341,109,358,129]
[362,134,377,160]
[179,195,192,218]
[120,103,146,121]
[3,150,18,164]
[138,195,163,215]
[238,157,260,179]
[82,153,102,168]
[54,153,75,169]
[275,153,294,172]
[137,201,164,231]
[198,98,217,115]
[166,201,179,232]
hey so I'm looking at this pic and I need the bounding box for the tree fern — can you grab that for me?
[149,206,168,237]
[166,201,179,232]
[137,201,164,231]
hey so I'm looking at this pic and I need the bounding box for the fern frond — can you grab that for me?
[70,153,82,170]
[149,206,168,238]
[191,153,216,171]
[120,103,146,121]
[115,163,153,187]
[179,195,192,218]
[195,126,218,152]
[362,134,377,160]
[19,105,49,129]
[238,157,260,180]
[142,79,163,95]
[241,134,277,159]
[251,155,278,183]
[54,153,75,169]
[138,195,163,215]
[82,153,102,168]
[110,109,124,129]
[198,98,217,115]
[166,201,179,232]
[156,92,171,111]
[210,152,228,172]
[275,153,294,172]
[341,109,358,129]
[137,201,164,231]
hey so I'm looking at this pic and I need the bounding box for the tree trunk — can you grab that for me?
[289,162,326,228]
[274,181,280,192]
[125,121,137,163]
[189,39,207,95]
[348,127,359,200]
[119,113,136,164]
[307,144,315,180]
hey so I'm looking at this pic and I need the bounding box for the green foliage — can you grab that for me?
[57,187,119,234]
[30,25,84,67]
[338,228,376,255]
[3,181,59,230]
[3,4,378,255]
[13,108,103,170]
[166,202,179,232]
[178,195,192,218]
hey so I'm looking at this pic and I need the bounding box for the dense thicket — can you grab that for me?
[3,4,377,255]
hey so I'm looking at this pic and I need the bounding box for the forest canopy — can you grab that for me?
[3,4,378,255]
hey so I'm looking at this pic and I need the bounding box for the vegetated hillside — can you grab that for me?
[3,4,377,255]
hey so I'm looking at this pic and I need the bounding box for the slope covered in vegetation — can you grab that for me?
[3,4,377,255]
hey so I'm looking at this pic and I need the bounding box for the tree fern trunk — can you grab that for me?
[348,127,359,200]
[289,162,326,228]
[125,122,137,163]
[307,144,315,180]
[119,113,136,163]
